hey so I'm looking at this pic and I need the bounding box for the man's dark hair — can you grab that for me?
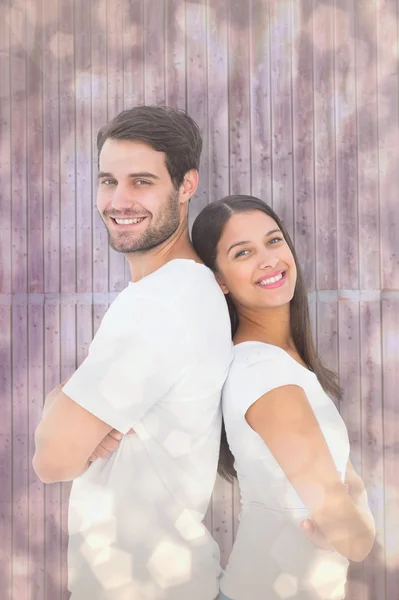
[97,105,203,189]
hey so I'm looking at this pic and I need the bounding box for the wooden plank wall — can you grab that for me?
[0,0,398,598]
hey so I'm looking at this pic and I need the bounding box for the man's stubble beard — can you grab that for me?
[105,189,181,254]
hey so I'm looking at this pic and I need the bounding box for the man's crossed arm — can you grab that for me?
[33,381,121,483]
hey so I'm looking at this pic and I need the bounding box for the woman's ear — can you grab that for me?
[215,273,230,295]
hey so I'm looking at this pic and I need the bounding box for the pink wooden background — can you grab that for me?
[0,0,398,598]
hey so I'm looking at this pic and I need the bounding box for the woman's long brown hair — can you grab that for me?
[191,195,341,482]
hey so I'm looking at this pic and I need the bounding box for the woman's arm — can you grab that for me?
[245,385,376,562]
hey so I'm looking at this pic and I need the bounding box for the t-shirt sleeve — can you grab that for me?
[63,295,191,434]
[230,349,307,415]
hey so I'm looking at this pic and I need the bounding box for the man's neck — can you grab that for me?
[126,226,201,282]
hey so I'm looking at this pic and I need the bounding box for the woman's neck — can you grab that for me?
[234,304,294,351]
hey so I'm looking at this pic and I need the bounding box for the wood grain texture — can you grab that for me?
[356,0,380,291]
[0,0,11,296]
[144,0,166,105]
[2,2,398,598]
[92,0,109,293]
[360,299,385,600]
[75,0,93,294]
[335,0,358,291]
[269,0,294,234]
[250,0,272,203]
[313,3,337,290]
[0,306,12,600]
[43,0,60,295]
[382,297,399,598]
[28,304,45,600]
[228,0,251,196]
[44,304,62,600]
[292,0,315,290]
[186,0,209,223]
[377,0,399,291]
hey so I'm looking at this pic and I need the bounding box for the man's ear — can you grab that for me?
[215,273,230,295]
[179,169,199,205]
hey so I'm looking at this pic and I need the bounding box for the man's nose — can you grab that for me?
[111,184,135,211]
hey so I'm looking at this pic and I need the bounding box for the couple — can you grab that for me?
[33,106,375,600]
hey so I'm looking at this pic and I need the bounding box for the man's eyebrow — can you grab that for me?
[97,171,160,179]
[227,229,282,254]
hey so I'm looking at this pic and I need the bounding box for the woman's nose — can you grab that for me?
[258,250,278,270]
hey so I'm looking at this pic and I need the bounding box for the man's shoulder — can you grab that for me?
[142,259,220,299]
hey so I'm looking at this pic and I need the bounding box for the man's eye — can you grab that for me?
[101,179,116,185]
[136,180,150,185]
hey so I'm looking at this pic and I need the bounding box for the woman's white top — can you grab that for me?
[220,342,350,600]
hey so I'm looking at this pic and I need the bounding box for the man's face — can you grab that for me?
[97,139,181,254]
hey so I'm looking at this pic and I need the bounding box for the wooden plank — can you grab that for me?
[313,2,337,290]
[143,0,165,105]
[292,0,315,290]
[123,0,144,110]
[338,298,364,600]
[28,303,45,600]
[186,0,208,225]
[360,299,385,600]
[211,476,234,570]
[92,0,109,294]
[269,0,294,234]
[0,306,12,600]
[43,0,60,294]
[44,304,62,600]
[11,0,28,295]
[12,303,29,600]
[58,2,76,595]
[0,0,12,296]
[316,294,339,401]
[165,0,186,110]
[335,0,358,290]
[377,0,399,291]
[206,0,229,204]
[228,0,251,197]
[59,0,76,296]
[60,301,76,600]
[355,0,379,291]
[107,0,126,293]
[382,298,399,599]
[250,0,272,202]
[75,0,93,294]
[27,0,44,294]
[10,1,29,597]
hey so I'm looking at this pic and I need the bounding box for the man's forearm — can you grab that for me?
[42,378,70,418]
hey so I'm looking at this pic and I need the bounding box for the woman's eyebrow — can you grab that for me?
[227,229,282,254]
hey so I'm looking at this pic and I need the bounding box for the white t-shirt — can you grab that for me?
[220,342,350,600]
[63,259,233,600]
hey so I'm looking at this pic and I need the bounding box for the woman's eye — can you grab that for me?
[268,237,283,245]
[234,249,249,258]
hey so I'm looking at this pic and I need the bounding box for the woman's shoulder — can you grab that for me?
[231,341,298,370]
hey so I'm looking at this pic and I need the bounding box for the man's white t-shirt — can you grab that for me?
[63,259,233,600]
[220,342,350,600]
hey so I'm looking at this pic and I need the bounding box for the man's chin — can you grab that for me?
[108,234,139,254]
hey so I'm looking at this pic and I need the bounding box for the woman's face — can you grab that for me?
[215,211,297,311]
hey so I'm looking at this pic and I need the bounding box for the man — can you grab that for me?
[33,106,233,600]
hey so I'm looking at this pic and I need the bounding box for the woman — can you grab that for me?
[191,195,375,600]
